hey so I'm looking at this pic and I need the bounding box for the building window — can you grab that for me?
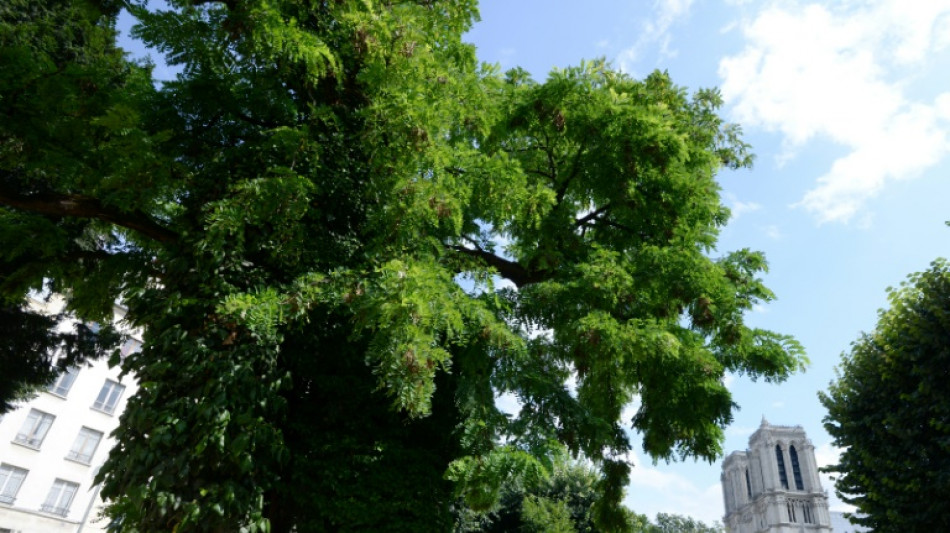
[119,338,142,359]
[47,366,80,397]
[40,479,79,517]
[745,468,752,499]
[67,427,104,464]
[92,379,126,414]
[786,498,813,524]
[775,445,789,489]
[14,409,55,449]
[0,464,28,505]
[789,445,805,490]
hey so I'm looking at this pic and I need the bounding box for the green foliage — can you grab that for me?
[820,258,950,532]
[457,452,720,533]
[641,513,723,533]
[0,304,121,412]
[0,0,805,531]
[458,452,618,533]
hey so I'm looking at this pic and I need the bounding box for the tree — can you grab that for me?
[643,513,723,533]
[1,0,805,531]
[0,0,128,411]
[457,450,648,533]
[457,453,720,533]
[820,259,950,532]
[0,305,119,412]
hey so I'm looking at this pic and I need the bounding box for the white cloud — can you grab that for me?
[724,193,762,220]
[937,92,950,120]
[617,0,695,72]
[763,225,781,240]
[624,448,725,524]
[719,2,950,224]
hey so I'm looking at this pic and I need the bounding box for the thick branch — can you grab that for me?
[556,141,587,204]
[526,168,555,180]
[449,244,542,288]
[574,203,611,228]
[0,187,178,244]
[191,0,238,8]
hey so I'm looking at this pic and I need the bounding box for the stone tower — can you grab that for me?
[721,419,832,533]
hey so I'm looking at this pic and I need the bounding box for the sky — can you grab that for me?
[467,0,950,524]
[115,0,950,525]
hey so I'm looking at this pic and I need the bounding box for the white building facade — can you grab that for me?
[721,419,832,533]
[0,299,139,533]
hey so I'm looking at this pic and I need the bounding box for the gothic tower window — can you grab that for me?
[775,445,789,489]
[789,445,805,490]
[745,468,752,499]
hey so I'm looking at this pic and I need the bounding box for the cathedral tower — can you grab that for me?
[721,419,832,532]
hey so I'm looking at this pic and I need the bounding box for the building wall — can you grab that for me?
[0,298,138,533]
[722,420,832,533]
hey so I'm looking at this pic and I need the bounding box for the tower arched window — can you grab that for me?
[775,445,789,489]
[745,468,752,499]
[789,445,804,490]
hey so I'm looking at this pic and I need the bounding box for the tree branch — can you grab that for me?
[556,141,587,204]
[191,0,238,8]
[0,187,178,244]
[574,203,611,228]
[449,244,540,288]
[526,168,555,180]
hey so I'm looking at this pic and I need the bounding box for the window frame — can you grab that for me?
[0,464,28,505]
[40,479,79,517]
[789,444,805,490]
[775,445,789,490]
[66,427,104,465]
[91,379,126,415]
[14,409,55,449]
[745,468,752,499]
[47,365,80,398]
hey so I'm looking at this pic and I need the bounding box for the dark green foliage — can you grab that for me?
[0,0,805,531]
[820,259,950,532]
[642,513,723,533]
[0,305,120,412]
[457,454,720,533]
[458,452,645,533]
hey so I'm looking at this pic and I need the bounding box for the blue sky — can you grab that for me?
[117,0,950,525]
[468,0,950,523]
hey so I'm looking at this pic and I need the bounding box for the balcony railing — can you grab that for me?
[13,433,42,448]
[66,450,93,464]
[40,504,69,516]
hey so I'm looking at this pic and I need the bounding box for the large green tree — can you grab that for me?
[820,258,950,532]
[456,449,721,533]
[1,0,805,530]
[0,0,131,410]
[457,450,648,533]
[643,513,722,533]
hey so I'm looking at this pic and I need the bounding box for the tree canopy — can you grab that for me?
[1,0,805,531]
[457,449,645,533]
[820,258,950,532]
[456,449,721,533]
